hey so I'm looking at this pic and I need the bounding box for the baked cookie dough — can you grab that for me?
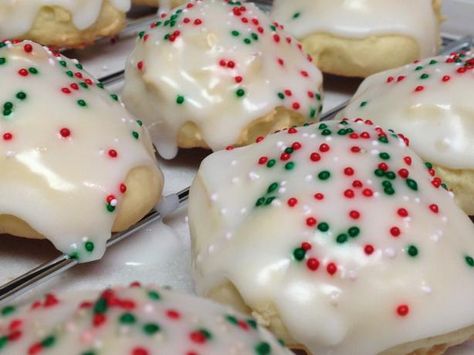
[271,0,442,78]
[0,0,131,48]
[341,50,474,215]
[123,0,323,159]
[189,119,474,354]
[0,41,163,262]
[0,283,291,354]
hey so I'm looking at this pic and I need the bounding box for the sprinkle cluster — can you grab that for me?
[0,284,287,354]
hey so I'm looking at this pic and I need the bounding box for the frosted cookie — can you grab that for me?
[0,41,163,262]
[271,0,442,78]
[0,0,131,48]
[340,51,474,215]
[189,119,474,354]
[0,283,291,355]
[123,0,323,159]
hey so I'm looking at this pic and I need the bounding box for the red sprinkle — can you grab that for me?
[390,227,401,237]
[327,263,337,276]
[306,258,320,271]
[364,244,375,255]
[397,304,410,317]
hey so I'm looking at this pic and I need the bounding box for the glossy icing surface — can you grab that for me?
[271,0,439,57]
[0,284,291,354]
[190,119,474,354]
[123,0,323,159]
[0,41,159,262]
[0,0,131,39]
[340,51,474,170]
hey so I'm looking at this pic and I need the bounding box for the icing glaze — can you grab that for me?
[0,284,291,354]
[189,119,474,354]
[0,0,131,39]
[123,0,323,159]
[0,41,160,262]
[340,51,474,170]
[271,0,439,57]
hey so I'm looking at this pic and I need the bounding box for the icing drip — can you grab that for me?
[123,0,323,159]
[189,119,474,354]
[271,0,439,57]
[340,51,474,170]
[0,0,131,39]
[0,41,159,262]
[0,284,291,354]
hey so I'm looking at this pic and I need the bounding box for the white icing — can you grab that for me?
[0,41,160,262]
[0,0,131,39]
[189,119,474,355]
[0,285,291,354]
[123,0,323,159]
[340,51,474,170]
[271,0,439,57]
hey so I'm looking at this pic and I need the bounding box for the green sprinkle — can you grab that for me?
[385,171,396,180]
[378,136,389,144]
[318,170,331,181]
[379,152,390,160]
[293,248,306,261]
[310,107,317,118]
[264,197,275,205]
[267,182,279,193]
[374,169,385,177]
[138,31,145,39]
[318,123,328,130]
[465,255,474,267]
[406,178,418,191]
[255,342,271,355]
[84,241,94,252]
[243,38,252,44]
[132,131,140,139]
[136,120,143,126]
[59,60,67,67]
[292,12,301,19]
[336,234,348,244]
[97,83,105,89]
[425,162,433,169]
[407,245,419,257]
[231,30,240,37]
[321,129,332,136]
[226,315,238,325]
[176,95,185,104]
[0,336,8,349]
[148,290,161,300]
[106,204,116,212]
[348,227,360,238]
[77,99,87,107]
[266,159,276,168]
[420,73,430,79]
[1,305,15,316]
[255,197,266,207]
[16,91,27,100]
[429,59,438,65]
[82,351,96,355]
[110,94,119,101]
[285,162,295,170]
[80,82,88,89]
[251,33,259,41]
[277,92,285,100]
[75,63,83,70]
[384,187,395,195]
[94,298,108,314]
[0,57,6,65]
[41,335,56,348]
[415,65,423,71]
[236,88,245,97]
[143,323,160,335]
[119,313,136,324]
[28,67,38,75]
[247,319,257,329]
[317,222,329,232]
[284,147,293,154]
[359,101,368,108]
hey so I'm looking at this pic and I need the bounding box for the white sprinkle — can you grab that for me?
[240,207,247,215]
[384,248,396,258]
[211,193,219,201]
[231,177,239,184]
[220,208,227,215]
[231,160,238,166]
[305,174,313,182]
[248,171,260,181]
